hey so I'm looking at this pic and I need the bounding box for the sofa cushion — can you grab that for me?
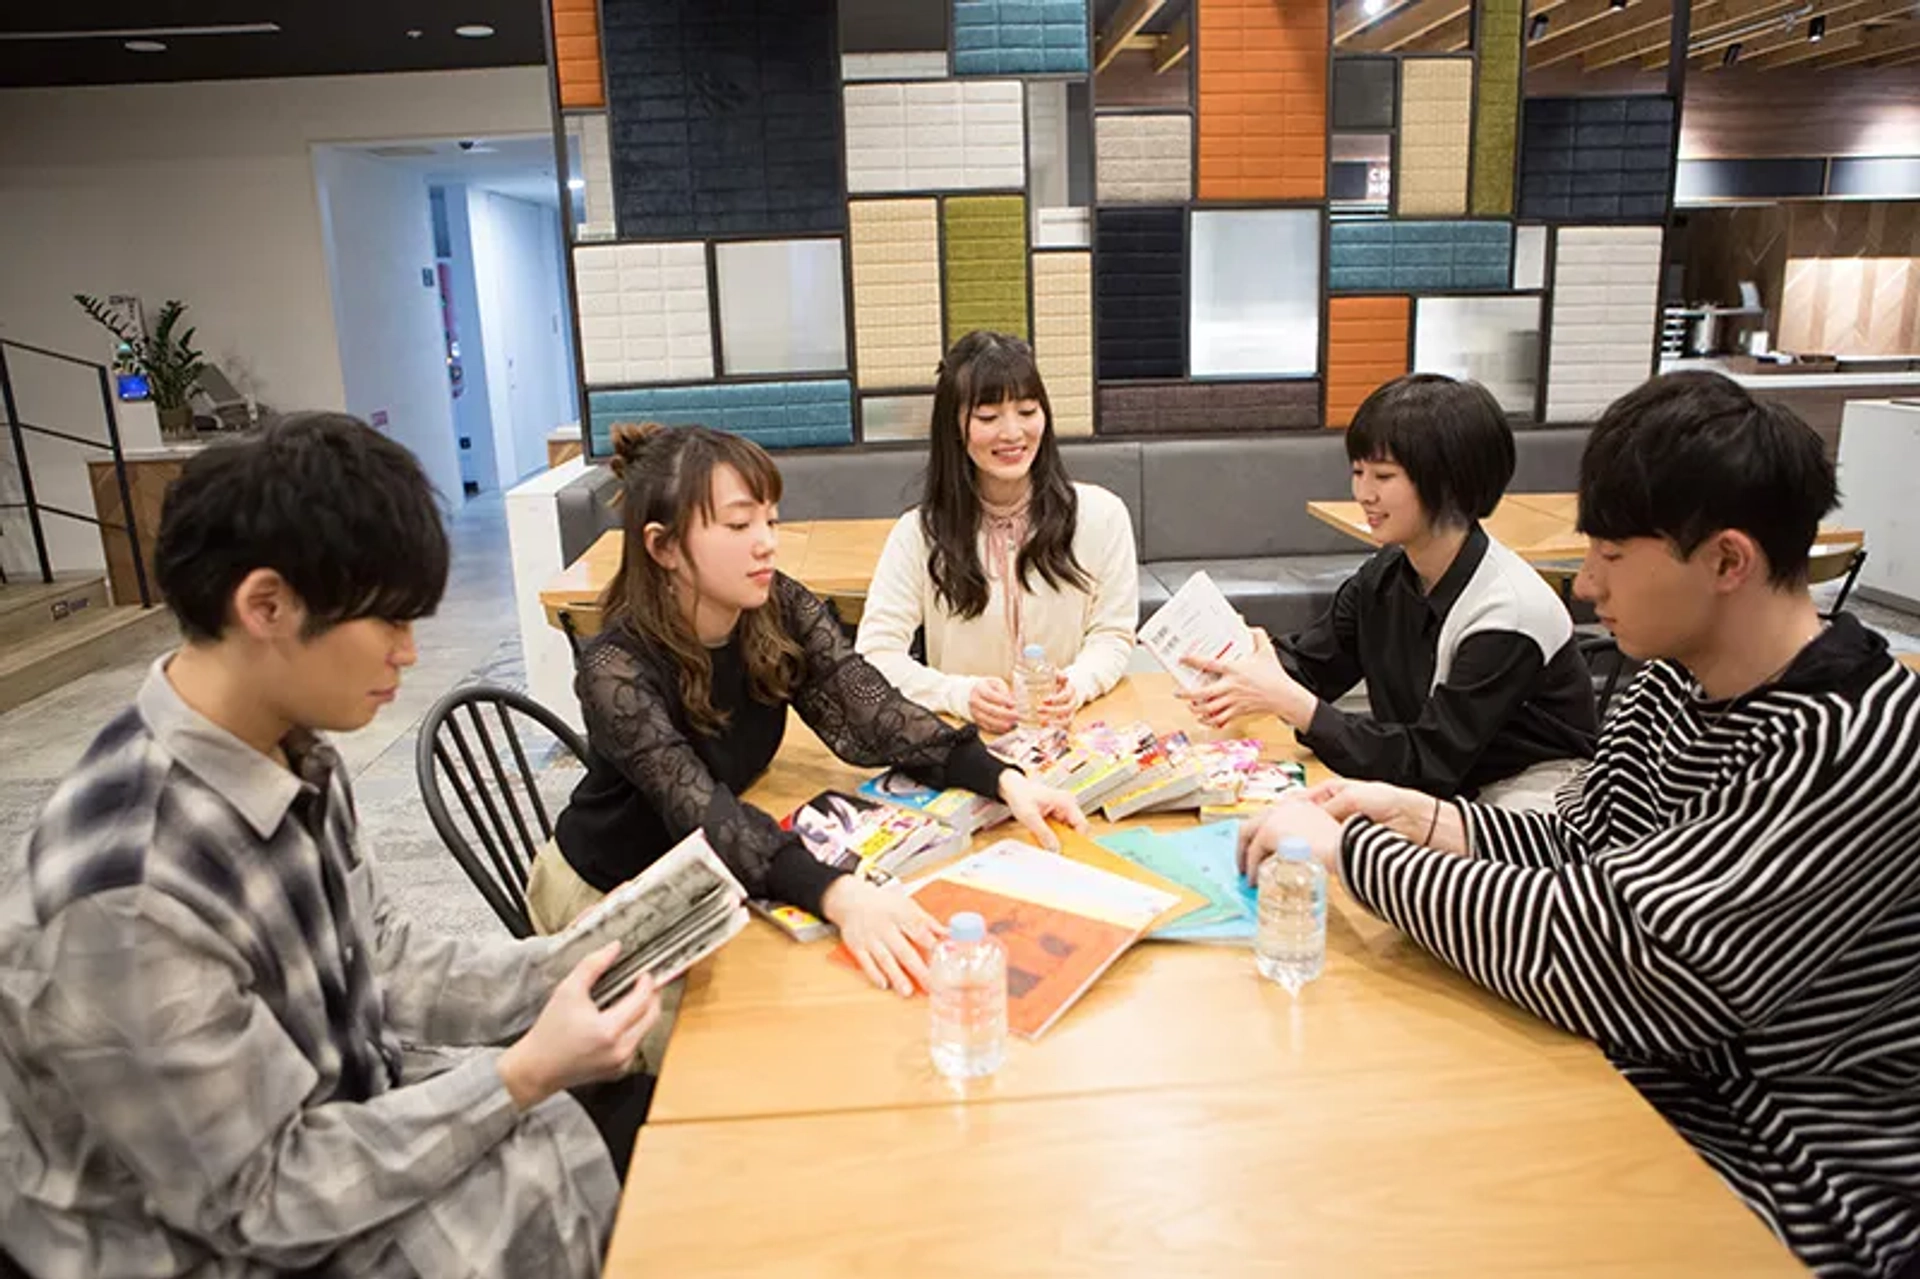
[1146,553,1370,640]
[1510,425,1590,492]
[773,448,924,521]
[557,465,623,565]
[1060,440,1144,554]
[1141,435,1363,561]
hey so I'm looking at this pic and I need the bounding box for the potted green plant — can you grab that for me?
[73,295,208,440]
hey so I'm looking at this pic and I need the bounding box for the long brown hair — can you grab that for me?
[921,330,1089,619]
[602,422,802,735]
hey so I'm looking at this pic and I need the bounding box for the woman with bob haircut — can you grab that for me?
[1182,373,1597,808]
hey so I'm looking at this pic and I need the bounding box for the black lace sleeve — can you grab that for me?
[778,575,1010,798]
[574,638,839,913]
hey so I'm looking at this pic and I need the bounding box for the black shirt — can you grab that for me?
[555,573,1009,914]
[1280,525,1597,797]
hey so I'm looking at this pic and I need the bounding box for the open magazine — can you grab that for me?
[551,830,750,1009]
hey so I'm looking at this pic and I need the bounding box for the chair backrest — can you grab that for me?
[416,684,590,938]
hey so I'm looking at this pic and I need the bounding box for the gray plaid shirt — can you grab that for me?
[0,661,618,1277]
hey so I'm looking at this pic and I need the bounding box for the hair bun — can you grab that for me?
[607,421,668,480]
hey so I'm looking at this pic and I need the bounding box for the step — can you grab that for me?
[0,575,113,648]
[0,604,176,716]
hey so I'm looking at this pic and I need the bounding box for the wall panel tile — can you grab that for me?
[1196,0,1326,201]
[589,380,854,452]
[1095,207,1185,380]
[1520,96,1675,223]
[603,0,843,238]
[1325,296,1411,428]
[845,81,1027,194]
[1397,59,1472,217]
[850,199,944,389]
[1033,251,1095,436]
[1471,0,1522,215]
[954,0,1090,75]
[1546,226,1663,420]
[1328,220,1512,293]
[553,0,604,109]
[1096,114,1193,205]
[1097,381,1320,434]
[944,195,1030,340]
[573,242,713,386]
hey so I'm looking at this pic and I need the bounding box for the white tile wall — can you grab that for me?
[572,242,713,386]
[1034,207,1091,248]
[1032,251,1093,437]
[842,51,950,81]
[1546,226,1663,421]
[1095,114,1193,205]
[1514,224,1548,290]
[576,112,616,241]
[849,200,944,389]
[844,81,1026,194]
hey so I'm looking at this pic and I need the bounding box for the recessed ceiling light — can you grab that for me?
[124,39,167,52]
[1363,0,1385,15]
[454,24,495,38]
[567,177,586,191]
[406,28,424,38]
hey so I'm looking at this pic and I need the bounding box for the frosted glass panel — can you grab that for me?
[1190,209,1321,378]
[1414,296,1541,416]
[715,240,848,375]
[1514,225,1548,290]
[861,394,934,441]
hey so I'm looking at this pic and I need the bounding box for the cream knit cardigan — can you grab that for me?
[854,483,1140,721]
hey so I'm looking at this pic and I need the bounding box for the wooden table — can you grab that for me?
[605,675,1797,1276]
[538,517,895,639]
[1308,492,1590,564]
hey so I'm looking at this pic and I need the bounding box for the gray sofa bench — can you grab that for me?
[555,428,1593,639]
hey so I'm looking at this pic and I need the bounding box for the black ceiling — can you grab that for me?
[0,2,548,90]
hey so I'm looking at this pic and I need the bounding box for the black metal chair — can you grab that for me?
[1810,543,1868,622]
[1577,630,1638,722]
[416,683,589,938]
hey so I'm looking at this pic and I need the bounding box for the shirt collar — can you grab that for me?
[1388,523,1489,620]
[136,655,338,841]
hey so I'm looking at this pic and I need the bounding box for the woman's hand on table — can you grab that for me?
[998,770,1089,852]
[1035,674,1084,726]
[1179,629,1316,730]
[1237,794,1345,882]
[1307,780,1468,856]
[968,677,1020,735]
[822,877,944,997]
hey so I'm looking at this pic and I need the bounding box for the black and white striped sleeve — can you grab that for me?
[1335,717,1920,1057]
[1458,799,1596,870]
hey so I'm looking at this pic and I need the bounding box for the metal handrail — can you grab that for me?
[0,339,153,608]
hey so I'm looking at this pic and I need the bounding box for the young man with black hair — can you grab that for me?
[1182,373,1596,806]
[1247,372,1920,1278]
[0,413,660,1277]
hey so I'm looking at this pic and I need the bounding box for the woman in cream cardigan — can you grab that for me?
[856,331,1139,733]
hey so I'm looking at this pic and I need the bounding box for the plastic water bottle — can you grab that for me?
[1012,643,1056,728]
[1255,837,1326,994]
[928,912,1008,1080]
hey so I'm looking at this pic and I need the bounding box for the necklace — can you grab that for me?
[1691,622,1827,728]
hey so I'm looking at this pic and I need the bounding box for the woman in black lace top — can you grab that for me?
[531,422,1087,996]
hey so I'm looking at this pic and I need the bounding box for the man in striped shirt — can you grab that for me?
[1246,372,1920,1279]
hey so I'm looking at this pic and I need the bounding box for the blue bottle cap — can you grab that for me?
[949,912,986,942]
[1279,837,1314,862]
[1022,643,1045,661]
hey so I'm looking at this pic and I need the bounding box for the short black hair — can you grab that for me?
[155,412,449,641]
[1346,374,1515,526]
[1578,372,1836,586]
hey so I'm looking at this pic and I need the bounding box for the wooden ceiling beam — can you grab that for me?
[1710,0,1911,69]
[1152,13,1191,71]
[1521,0,1660,67]
[1339,0,1470,51]
[1528,0,1672,69]
[1583,0,1801,68]
[1094,0,1166,72]
[1664,0,1836,64]
[1806,19,1920,66]
[1401,10,1475,49]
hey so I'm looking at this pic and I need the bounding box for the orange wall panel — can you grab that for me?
[1325,297,1411,428]
[553,0,604,109]
[1196,0,1327,201]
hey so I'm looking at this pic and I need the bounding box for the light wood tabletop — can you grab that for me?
[605,673,1800,1275]
[1308,491,1863,572]
[538,517,895,639]
[615,1071,1797,1277]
